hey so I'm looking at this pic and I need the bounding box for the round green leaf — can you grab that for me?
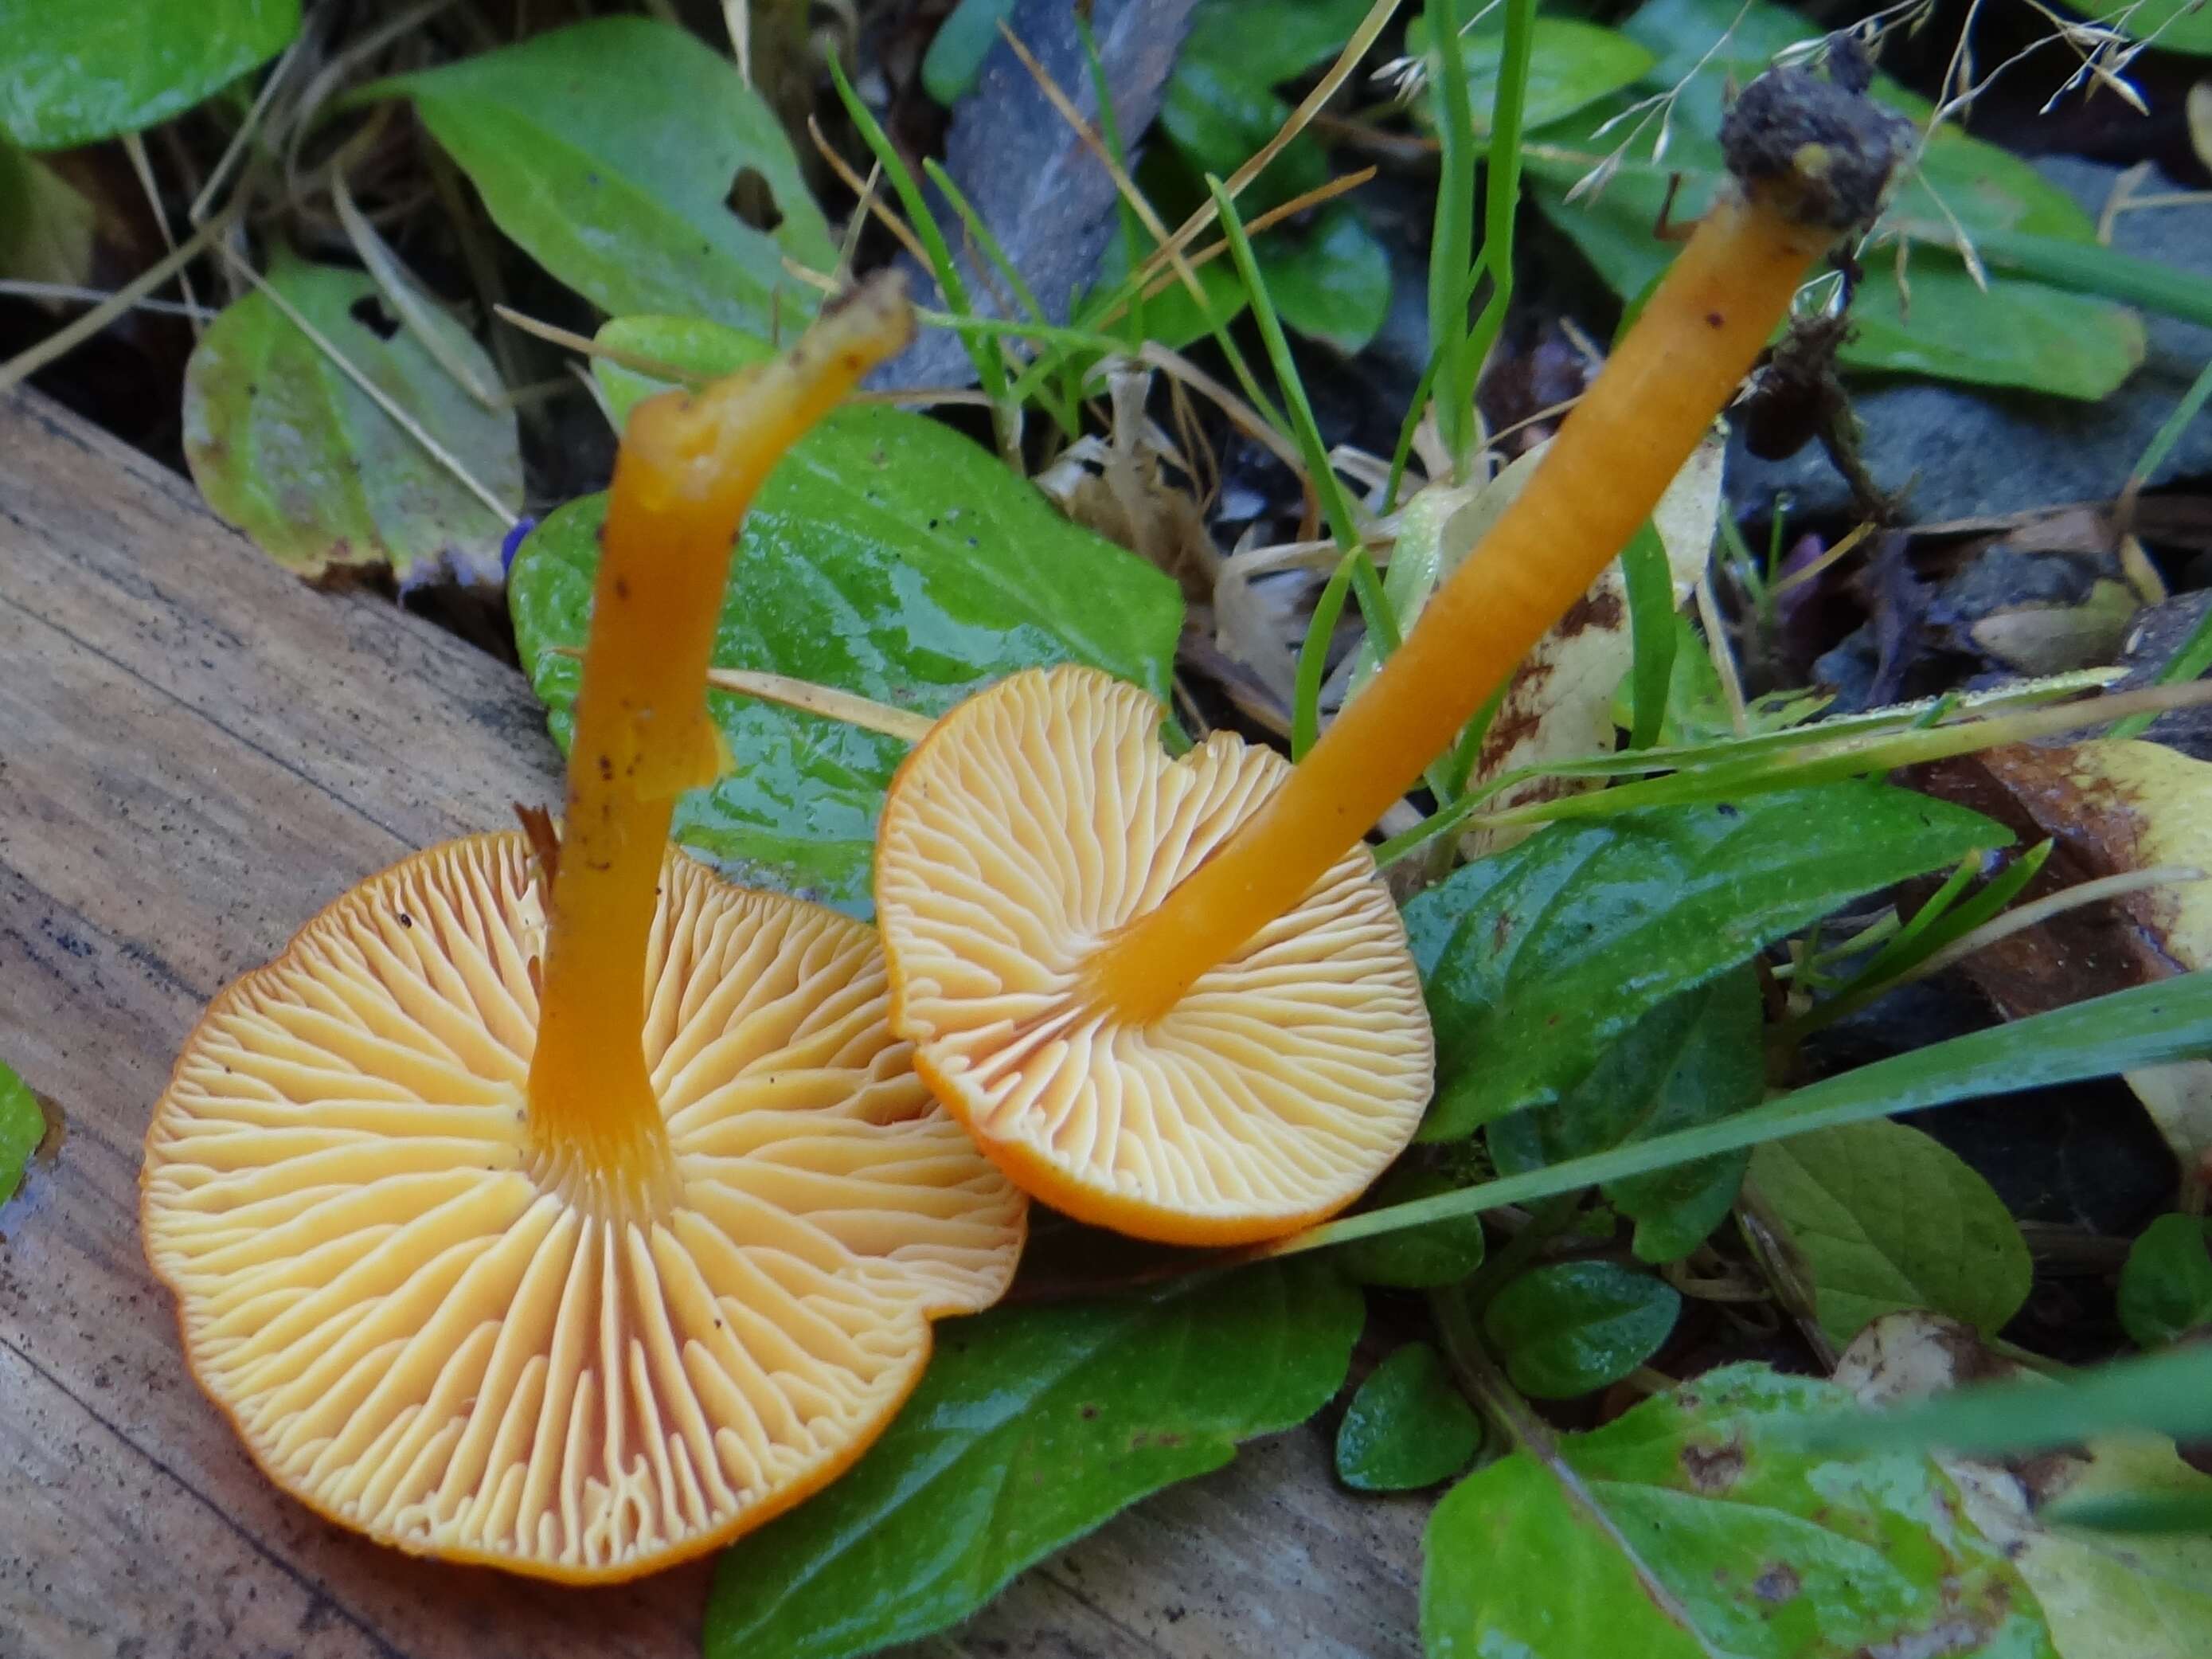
[1483,1261,1680,1400]
[2119,1214,2212,1351]
[182,255,522,583]
[1749,1118,2031,1349]
[1335,1165,1487,1289]
[1335,1342,1482,1492]
[0,0,299,151]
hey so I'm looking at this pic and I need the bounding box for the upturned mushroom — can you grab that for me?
[141,278,1027,1583]
[870,64,1907,1244]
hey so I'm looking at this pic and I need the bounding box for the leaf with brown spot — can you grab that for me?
[1838,1312,2212,1659]
[1423,1363,2055,1658]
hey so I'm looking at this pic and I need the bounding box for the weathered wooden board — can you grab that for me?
[0,389,1426,1659]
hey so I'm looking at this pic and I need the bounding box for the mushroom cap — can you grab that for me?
[874,665,1433,1246]
[141,833,1025,1583]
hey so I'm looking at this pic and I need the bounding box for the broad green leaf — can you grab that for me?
[510,315,1182,914]
[365,20,833,334]
[1403,15,1657,135]
[1402,783,2007,1137]
[2089,0,2212,56]
[182,254,522,583]
[0,1060,43,1207]
[1180,0,1374,88]
[1423,1364,2057,1659]
[0,135,94,289]
[1336,1165,1488,1288]
[921,0,1020,104]
[1491,969,1761,1263]
[1336,1343,1482,1491]
[1256,202,1390,354]
[705,1262,1361,1659]
[2119,1215,2212,1351]
[0,0,298,150]
[1749,1119,2030,1348]
[1482,1261,1680,1398]
[1526,0,2146,397]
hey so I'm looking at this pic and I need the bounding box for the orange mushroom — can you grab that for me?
[141,278,1027,1583]
[875,665,1432,1246]
[870,65,1905,1243]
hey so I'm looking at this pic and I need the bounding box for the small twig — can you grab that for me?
[1901,865,2206,987]
[0,208,236,393]
[0,280,214,319]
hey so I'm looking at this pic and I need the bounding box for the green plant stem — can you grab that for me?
[1422,0,1480,479]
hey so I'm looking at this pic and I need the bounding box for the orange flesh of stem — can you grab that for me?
[525,288,912,1217]
[1084,191,1831,1026]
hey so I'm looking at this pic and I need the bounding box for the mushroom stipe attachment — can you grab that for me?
[876,665,1433,1246]
[142,276,1027,1583]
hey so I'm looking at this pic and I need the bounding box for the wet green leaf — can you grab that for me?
[1256,202,1390,354]
[1336,1165,1489,1289]
[1336,1343,1482,1491]
[1482,1261,1680,1399]
[1402,784,2007,1138]
[510,315,1182,914]
[2089,0,2212,56]
[1527,0,2146,397]
[182,254,521,583]
[1490,968,1763,1264]
[1423,1364,2057,1658]
[0,0,298,150]
[1749,1119,2030,1348]
[1403,15,1655,135]
[366,19,832,334]
[2119,1215,2212,1351]
[0,1060,42,1208]
[705,1262,1360,1659]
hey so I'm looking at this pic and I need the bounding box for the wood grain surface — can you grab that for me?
[0,389,1425,1659]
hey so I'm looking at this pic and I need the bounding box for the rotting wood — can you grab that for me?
[0,389,1425,1659]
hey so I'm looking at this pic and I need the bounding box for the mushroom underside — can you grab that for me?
[142,834,1024,1582]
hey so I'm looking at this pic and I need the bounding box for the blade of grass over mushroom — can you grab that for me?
[1402,784,2006,1137]
[1081,61,1891,1027]
[705,1262,1362,1659]
[182,252,522,584]
[362,18,832,336]
[0,0,300,149]
[510,314,1182,914]
[1266,971,2212,1261]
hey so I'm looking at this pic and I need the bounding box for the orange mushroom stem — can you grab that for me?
[1084,66,1911,1027]
[526,278,913,1219]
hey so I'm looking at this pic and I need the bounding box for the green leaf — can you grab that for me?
[510,315,1182,914]
[0,0,298,150]
[1336,1165,1489,1288]
[1424,1364,2057,1658]
[365,19,833,334]
[1402,783,2007,1138]
[1749,1119,2031,1348]
[2087,0,2212,56]
[1526,0,2147,397]
[921,0,1019,104]
[2119,1215,2212,1351]
[0,1060,43,1208]
[182,254,522,583]
[1404,15,1655,136]
[1491,969,1762,1264]
[1256,202,1391,355]
[1336,1343,1482,1491]
[1482,1262,1680,1399]
[705,1262,1361,1659]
